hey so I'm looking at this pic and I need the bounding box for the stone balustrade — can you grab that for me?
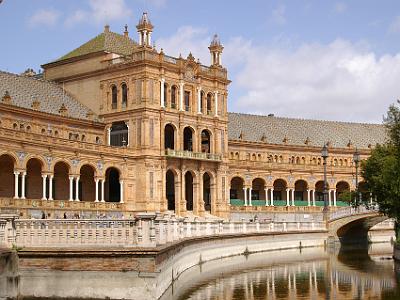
[0,213,326,249]
[165,149,222,161]
[328,205,379,221]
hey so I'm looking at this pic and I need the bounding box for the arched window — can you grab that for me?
[184,91,190,111]
[201,130,211,153]
[171,86,177,109]
[200,91,205,113]
[206,93,212,115]
[163,83,168,107]
[111,85,117,109]
[110,121,128,147]
[121,83,127,108]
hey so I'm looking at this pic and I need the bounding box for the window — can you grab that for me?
[163,83,168,107]
[171,86,177,109]
[136,119,141,146]
[207,93,212,115]
[135,80,142,104]
[110,121,128,147]
[149,79,154,104]
[111,85,117,109]
[200,91,205,113]
[184,91,190,111]
[150,172,154,199]
[121,83,127,108]
[96,136,100,144]
[150,119,154,146]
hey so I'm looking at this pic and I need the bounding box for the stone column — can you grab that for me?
[249,187,252,206]
[120,180,124,203]
[312,190,316,206]
[270,188,274,206]
[286,189,290,206]
[243,187,247,206]
[265,188,269,206]
[214,91,219,117]
[48,175,53,200]
[69,176,74,201]
[328,189,332,206]
[95,178,99,202]
[291,189,295,206]
[197,87,202,114]
[75,176,80,201]
[13,171,20,199]
[107,127,111,145]
[160,78,165,108]
[101,179,105,202]
[333,189,337,206]
[41,174,47,200]
[21,171,26,199]
[179,82,184,111]
[307,189,310,206]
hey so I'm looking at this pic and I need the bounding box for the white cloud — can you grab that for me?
[28,9,60,28]
[66,0,132,26]
[158,27,399,123]
[271,4,286,25]
[334,2,347,14]
[389,15,400,34]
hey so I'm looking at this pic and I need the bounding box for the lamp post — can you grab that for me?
[353,148,361,206]
[321,144,329,219]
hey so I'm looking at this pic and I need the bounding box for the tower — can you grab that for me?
[208,34,224,66]
[136,12,154,46]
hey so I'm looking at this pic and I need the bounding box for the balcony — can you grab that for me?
[165,149,222,161]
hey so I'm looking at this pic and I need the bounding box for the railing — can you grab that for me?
[328,205,379,221]
[165,149,222,161]
[0,214,326,249]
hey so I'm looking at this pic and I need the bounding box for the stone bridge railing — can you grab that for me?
[328,205,379,222]
[0,214,326,249]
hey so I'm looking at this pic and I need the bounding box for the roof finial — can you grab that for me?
[104,24,110,33]
[124,24,129,37]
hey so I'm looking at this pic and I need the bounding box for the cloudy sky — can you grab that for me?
[1,0,400,123]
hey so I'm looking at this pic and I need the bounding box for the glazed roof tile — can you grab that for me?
[228,112,386,149]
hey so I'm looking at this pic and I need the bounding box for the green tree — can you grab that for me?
[361,102,400,239]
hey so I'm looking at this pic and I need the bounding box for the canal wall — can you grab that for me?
[10,230,327,300]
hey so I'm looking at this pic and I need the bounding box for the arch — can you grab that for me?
[358,181,369,202]
[294,179,308,202]
[252,178,266,201]
[0,154,16,197]
[111,85,117,109]
[206,92,212,114]
[201,129,211,153]
[315,180,330,203]
[80,164,96,201]
[171,85,177,109]
[336,181,351,204]
[105,167,121,202]
[163,82,168,107]
[183,126,194,151]
[164,123,175,150]
[230,176,244,201]
[273,179,287,201]
[200,91,205,113]
[121,83,128,108]
[203,172,212,211]
[110,121,128,147]
[53,161,70,200]
[166,169,175,211]
[184,90,190,111]
[185,170,194,211]
[26,158,43,199]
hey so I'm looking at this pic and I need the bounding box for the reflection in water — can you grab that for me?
[177,244,400,300]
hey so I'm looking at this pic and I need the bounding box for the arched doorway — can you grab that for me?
[185,171,194,211]
[164,124,175,150]
[336,181,350,205]
[230,177,244,205]
[294,180,308,204]
[358,181,369,203]
[53,161,70,200]
[252,178,266,204]
[315,180,329,205]
[26,158,43,199]
[80,165,96,201]
[203,172,211,211]
[201,130,211,153]
[0,154,15,197]
[105,167,120,202]
[183,127,193,151]
[166,170,175,211]
[273,179,287,204]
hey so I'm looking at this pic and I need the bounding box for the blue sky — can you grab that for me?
[1,0,400,123]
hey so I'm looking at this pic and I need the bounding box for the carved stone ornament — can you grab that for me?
[184,65,195,81]
[97,161,104,171]
[71,158,80,167]
[17,151,26,161]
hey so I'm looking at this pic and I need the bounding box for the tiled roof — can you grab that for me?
[228,112,386,149]
[0,71,97,121]
[53,30,137,62]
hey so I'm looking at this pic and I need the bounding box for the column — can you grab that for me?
[120,180,124,203]
[286,189,290,206]
[160,78,165,108]
[179,82,184,111]
[249,187,252,206]
[48,175,53,200]
[75,177,80,201]
[95,178,99,202]
[101,179,105,202]
[107,127,111,145]
[333,189,337,206]
[312,190,316,206]
[147,31,152,46]
[13,171,20,199]
[270,188,274,206]
[21,171,26,199]
[214,91,219,117]
[143,30,147,46]
[138,32,142,45]
[307,189,310,206]
[197,87,202,114]
[69,176,74,201]
[265,188,269,206]
[328,189,332,206]
[291,189,295,206]
[41,174,47,200]
[243,187,247,206]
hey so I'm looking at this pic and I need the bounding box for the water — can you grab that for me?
[170,243,400,300]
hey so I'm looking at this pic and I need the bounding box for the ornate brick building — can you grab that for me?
[0,13,385,219]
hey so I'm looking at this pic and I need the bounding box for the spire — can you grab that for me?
[136,12,154,46]
[208,34,224,66]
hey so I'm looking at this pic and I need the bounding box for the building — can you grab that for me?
[0,13,385,219]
